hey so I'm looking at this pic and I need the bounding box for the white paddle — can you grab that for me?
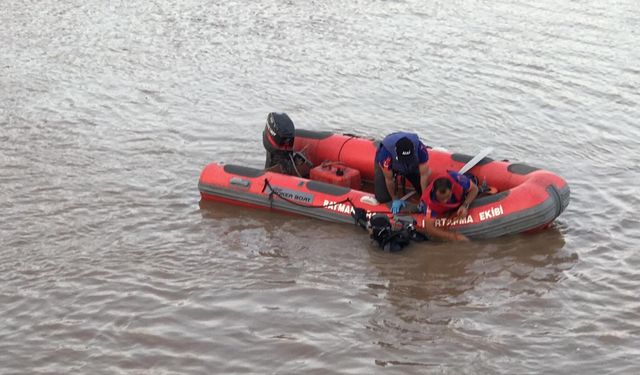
[458,147,494,174]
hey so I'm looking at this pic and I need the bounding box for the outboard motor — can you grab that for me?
[263,112,312,177]
[263,112,295,154]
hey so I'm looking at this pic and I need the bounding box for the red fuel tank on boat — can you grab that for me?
[309,163,362,189]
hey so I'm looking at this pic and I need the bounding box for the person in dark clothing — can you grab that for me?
[263,112,312,177]
[374,132,431,213]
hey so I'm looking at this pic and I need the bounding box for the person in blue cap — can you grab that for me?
[374,132,431,213]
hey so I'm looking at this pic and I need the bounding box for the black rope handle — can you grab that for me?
[336,135,356,163]
[261,178,410,225]
[262,178,356,209]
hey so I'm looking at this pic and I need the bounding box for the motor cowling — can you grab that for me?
[263,112,295,153]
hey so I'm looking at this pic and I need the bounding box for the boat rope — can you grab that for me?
[287,152,303,178]
[262,178,358,210]
[337,135,356,163]
[261,178,407,226]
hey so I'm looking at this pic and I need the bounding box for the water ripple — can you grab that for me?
[2,0,640,373]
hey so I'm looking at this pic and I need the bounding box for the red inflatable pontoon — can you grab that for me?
[199,130,570,239]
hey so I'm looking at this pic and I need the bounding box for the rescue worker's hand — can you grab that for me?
[456,205,468,218]
[391,199,406,214]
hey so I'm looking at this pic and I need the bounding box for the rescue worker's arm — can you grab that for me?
[381,166,397,200]
[419,216,469,242]
[456,180,479,218]
[419,162,431,193]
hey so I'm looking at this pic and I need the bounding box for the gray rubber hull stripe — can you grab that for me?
[199,183,570,239]
[199,182,357,224]
[295,129,334,139]
[458,184,570,239]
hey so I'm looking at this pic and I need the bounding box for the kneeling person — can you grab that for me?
[418,171,479,241]
[263,112,311,177]
[374,132,431,213]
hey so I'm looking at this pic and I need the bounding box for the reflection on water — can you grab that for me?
[364,229,577,371]
[368,228,572,305]
[201,198,574,308]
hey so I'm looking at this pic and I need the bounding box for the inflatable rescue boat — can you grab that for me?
[199,130,570,239]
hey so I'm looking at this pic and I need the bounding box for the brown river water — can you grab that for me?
[2,1,640,374]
